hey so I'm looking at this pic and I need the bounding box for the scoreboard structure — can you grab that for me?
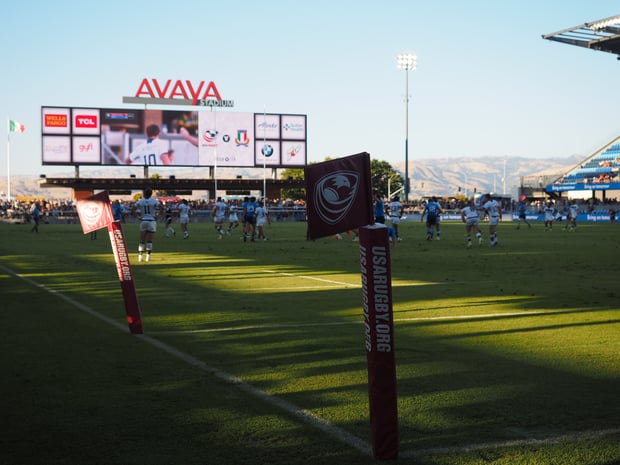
[41,107,307,169]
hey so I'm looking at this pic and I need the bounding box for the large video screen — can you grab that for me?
[41,107,307,168]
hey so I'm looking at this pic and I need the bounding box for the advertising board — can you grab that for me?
[41,107,307,168]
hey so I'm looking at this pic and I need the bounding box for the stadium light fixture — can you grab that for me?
[396,53,417,204]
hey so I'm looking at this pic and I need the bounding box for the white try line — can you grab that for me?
[3,263,617,459]
[402,427,620,458]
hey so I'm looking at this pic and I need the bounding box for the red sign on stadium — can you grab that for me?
[75,115,98,128]
[44,113,68,129]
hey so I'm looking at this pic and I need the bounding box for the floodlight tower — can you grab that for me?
[396,53,417,203]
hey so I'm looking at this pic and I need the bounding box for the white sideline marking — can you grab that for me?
[3,263,617,459]
[402,428,620,458]
[262,269,359,287]
[261,269,433,289]
[0,264,372,457]
[250,285,346,291]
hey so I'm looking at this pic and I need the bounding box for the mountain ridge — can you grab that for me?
[0,155,581,200]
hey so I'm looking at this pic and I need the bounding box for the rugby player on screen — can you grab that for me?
[126,124,174,166]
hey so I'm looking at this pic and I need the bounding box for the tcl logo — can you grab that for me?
[75,115,98,128]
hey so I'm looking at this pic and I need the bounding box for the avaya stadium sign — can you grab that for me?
[122,78,234,107]
[41,78,307,169]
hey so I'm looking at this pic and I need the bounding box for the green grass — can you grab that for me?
[1,219,619,465]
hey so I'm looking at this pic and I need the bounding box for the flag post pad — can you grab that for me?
[76,191,143,335]
[305,153,399,458]
[359,224,399,459]
[107,220,143,334]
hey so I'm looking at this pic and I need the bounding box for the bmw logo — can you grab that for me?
[261,144,274,157]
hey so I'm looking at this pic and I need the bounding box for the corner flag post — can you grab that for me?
[305,153,399,459]
[75,191,143,334]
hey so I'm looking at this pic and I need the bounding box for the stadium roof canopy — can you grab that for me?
[542,14,620,58]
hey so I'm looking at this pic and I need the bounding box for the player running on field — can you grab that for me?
[256,200,271,241]
[421,196,443,241]
[226,201,240,236]
[212,197,228,239]
[544,202,556,231]
[178,199,191,239]
[564,201,579,232]
[387,195,404,241]
[242,196,258,242]
[133,188,161,262]
[461,198,482,248]
[482,194,502,247]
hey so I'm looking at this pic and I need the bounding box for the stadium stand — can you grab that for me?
[533,14,620,209]
[546,135,620,197]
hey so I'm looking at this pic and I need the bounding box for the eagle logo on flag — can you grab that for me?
[314,171,360,225]
[305,152,373,240]
[76,191,114,234]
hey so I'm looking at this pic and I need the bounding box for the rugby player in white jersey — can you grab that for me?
[387,195,404,241]
[226,201,240,236]
[543,202,555,231]
[482,194,502,247]
[461,198,483,248]
[133,188,161,262]
[126,124,174,166]
[255,200,270,241]
[212,197,228,239]
[565,201,579,231]
[178,199,191,239]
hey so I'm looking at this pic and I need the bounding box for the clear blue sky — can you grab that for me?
[1,0,619,176]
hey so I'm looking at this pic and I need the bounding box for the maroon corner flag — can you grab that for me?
[306,153,399,458]
[359,224,399,459]
[76,191,143,335]
[305,152,374,240]
[75,191,115,234]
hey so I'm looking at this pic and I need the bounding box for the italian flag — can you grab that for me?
[8,119,25,133]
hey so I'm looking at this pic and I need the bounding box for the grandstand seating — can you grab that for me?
[558,140,620,184]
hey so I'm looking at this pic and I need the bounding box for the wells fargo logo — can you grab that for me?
[45,114,68,128]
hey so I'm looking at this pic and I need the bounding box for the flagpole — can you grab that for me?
[7,128,11,202]
[263,105,266,199]
[213,107,217,199]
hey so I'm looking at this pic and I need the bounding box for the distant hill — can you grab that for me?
[0,156,580,200]
[396,155,580,199]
